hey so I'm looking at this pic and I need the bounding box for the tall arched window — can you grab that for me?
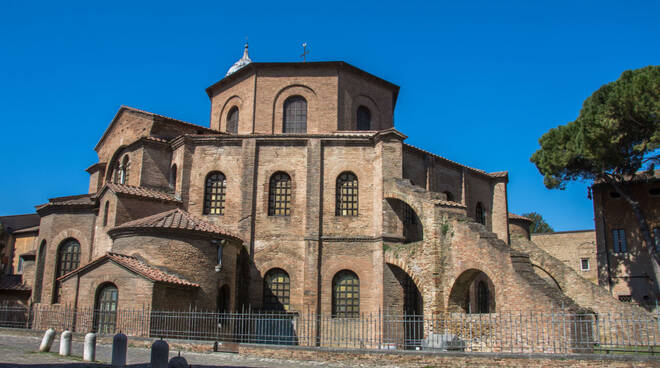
[203,172,227,215]
[332,270,359,317]
[475,202,485,225]
[103,201,109,227]
[283,96,307,133]
[115,155,130,184]
[357,106,371,130]
[33,241,47,303]
[263,268,290,311]
[226,107,239,134]
[53,239,80,303]
[94,283,118,334]
[336,172,358,216]
[169,164,177,191]
[268,172,291,216]
[477,280,489,314]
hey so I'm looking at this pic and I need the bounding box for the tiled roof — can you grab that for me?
[12,225,39,235]
[508,213,533,222]
[489,171,509,178]
[0,275,30,291]
[58,252,199,288]
[0,214,40,233]
[111,208,243,242]
[36,194,96,211]
[102,183,180,203]
[403,143,493,177]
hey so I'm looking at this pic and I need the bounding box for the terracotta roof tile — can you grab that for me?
[36,194,96,211]
[111,208,243,242]
[0,275,30,291]
[489,171,509,178]
[508,213,533,222]
[103,183,180,203]
[403,143,492,177]
[58,252,199,288]
[12,225,39,235]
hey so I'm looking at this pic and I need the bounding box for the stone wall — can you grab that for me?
[531,230,597,285]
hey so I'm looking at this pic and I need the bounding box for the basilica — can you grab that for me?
[24,45,635,327]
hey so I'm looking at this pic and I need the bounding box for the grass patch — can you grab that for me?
[593,345,660,356]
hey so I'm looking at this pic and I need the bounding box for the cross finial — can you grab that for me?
[300,42,309,62]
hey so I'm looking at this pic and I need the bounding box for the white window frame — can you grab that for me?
[580,258,590,271]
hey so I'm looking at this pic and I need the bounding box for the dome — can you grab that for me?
[226,43,252,77]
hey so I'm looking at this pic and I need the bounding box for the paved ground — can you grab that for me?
[0,332,375,368]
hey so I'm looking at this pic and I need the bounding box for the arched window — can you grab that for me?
[203,172,227,215]
[103,201,109,227]
[332,270,359,317]
[475,202,485,225]
[357,106,371,130]
[263,268,290,311]
[115,155,130,184]
[336,172,358,216]
[226,107,239,134]
[268,172,291,216]
[283,96,307,133]
[33,241,47,303]
[169,164,177,191]
[53,239,80,303]
[94,283,118,334]
[477,281,489,313]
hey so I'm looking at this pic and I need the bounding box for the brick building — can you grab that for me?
[592,171,660,305]
[0,214,40,306]
[22,46,638,334]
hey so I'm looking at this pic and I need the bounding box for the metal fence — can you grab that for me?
[2,305,659,354]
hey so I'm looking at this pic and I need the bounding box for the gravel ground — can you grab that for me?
[0,331,381,368]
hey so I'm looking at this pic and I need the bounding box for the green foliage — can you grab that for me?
[521,212,554,233]
[531,66,660,187]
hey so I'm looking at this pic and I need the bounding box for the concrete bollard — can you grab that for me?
[150,338,169,368]
[168,353,188,368]
[39,328,56,352]
[111,332,127,368]
[83,332,97,362]
[59,330,72,356]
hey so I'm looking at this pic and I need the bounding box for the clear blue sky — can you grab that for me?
[1,1,658,231]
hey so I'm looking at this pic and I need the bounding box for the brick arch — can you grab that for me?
[384,253,423,288]
[383,195,425,243]
[531,264,562,290]
[219,95,243,132]
[447,268,497,313]
[382,192,425,222]
[272,84,317,134]
[104,145,129,183]
[347,94,381,130]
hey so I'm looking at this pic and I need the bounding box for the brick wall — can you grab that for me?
[531,230,597,285]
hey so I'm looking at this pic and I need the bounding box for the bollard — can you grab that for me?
[59,330,72,356]
[83,332,97,362]
[150,338,169,368]
[111,332,127,368]
[39,328,56,352]
[168,352,188,368]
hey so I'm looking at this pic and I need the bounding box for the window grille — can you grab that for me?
[477,281,489,314]
[268,172,291,216]
[476,203,485,225]
[226,107,239,134]
[357,106,371,130]
[612,229,628,253]
[336,172,358,216]
[332,270,359,318]
[264,268,290,311]
[283,96,307,133]
[204,172,227,215]
[403,203,416,225]
[116,156,130,184]
[95,284,118,334]
[54,239,80,303]
[618,295,632,302]
[580,258,590,271]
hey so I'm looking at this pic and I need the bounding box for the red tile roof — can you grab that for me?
[58,252,199,288]
[110,208,243,242]
[102,183,180,203]
[403,143,496,178]
[36,194,96,212]
[0,275,30,291]
[508,213,533,222]
[489,171,509,178]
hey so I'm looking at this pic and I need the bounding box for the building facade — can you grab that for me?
[593,171,660,305]
[22,48,639,335]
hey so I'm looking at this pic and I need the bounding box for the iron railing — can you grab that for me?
[1,304,659,354]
